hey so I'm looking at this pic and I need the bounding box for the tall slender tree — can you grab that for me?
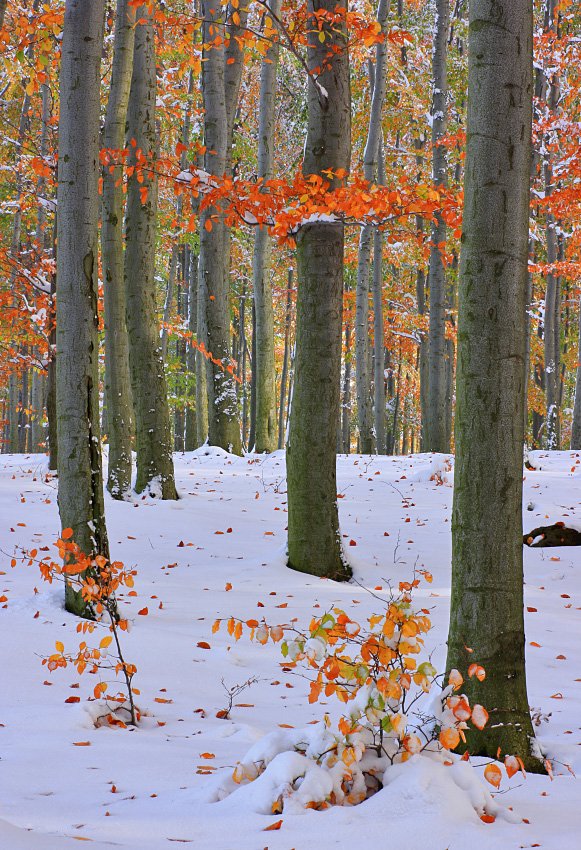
[426,0,450,452]
[124,8,177,498]
[56,0,109,616]
[354,0,391,456]
[102,0,135,499]
[252,0,282,454]
[286,0,351,581]
[197,0,245,455]
[446,0,540,768]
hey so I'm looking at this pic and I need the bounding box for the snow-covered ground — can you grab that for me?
[0,447,579,849]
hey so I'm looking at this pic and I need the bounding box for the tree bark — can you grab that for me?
[541,0,561,449]
[446,0,540,768]
[102,0,135,499]
[355,2,391,455]
[252,0,281,454]
[570,292,581,449]
[124,8,177,498]
[286,0,351,581]
[427,0,450,452]
[56,0,109,616]
[197,0,242,455]
[278,270,293,450]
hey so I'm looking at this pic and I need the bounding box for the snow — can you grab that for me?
[0,448,580,848]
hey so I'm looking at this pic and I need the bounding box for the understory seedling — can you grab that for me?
[23,529,141,726]
[213,571,530,815]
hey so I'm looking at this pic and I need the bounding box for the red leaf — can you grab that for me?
[65,696,80,704]
[138,607,148,615]
[197,641,211,649]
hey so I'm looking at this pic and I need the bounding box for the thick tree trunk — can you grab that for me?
[286,0,351,581]
[102,0,135,499]
[124,9,177,498]
[446,0,540,768]
[56,0,109,616]
[427,0,449,452]
[252,0,281,454]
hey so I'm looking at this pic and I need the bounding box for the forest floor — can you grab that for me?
[0,447,579,850]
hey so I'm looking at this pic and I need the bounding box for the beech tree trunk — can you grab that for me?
[427,0,449,452]
[542,1,561,450]
[278,270,293,450]
[124,8,177,498]
[286,0,351,581]
[355,1,391,455]
[197,0,242,455]
[570,292,581,449]
[446,0,540,768]
[56,0,109,616]
[102,0,135,499]
[252,0,281,454]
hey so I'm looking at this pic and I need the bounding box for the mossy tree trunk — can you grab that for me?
[56,0,109,616]
[446,0,540,769]
[102,0,135,499]
[124,8,177,498]
[286,0,351,581]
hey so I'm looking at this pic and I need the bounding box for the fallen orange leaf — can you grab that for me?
[264,820,282,831]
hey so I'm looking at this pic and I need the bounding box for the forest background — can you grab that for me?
[0,0,580,468]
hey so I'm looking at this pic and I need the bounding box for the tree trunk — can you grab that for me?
[542,0,560,450]
[56,0,109,616]
[124,8,177,498]
[446,0,540,768]
[102,0,135,499]
[286,0,351,581]
[197,0,242,455]
[342,323,352,454]
[278,270,293,450]
[570,292,581,449]
[354,3,391,455]
[252,0,281,454]
[427,0,449,452]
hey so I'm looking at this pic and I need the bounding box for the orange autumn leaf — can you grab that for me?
[264,819,282,831]
[484,763,502,788]
[471,704,489,730]
[448,669,463,691]
[439,728,460,750]
[504,755,519,779]
[468,663,486,681]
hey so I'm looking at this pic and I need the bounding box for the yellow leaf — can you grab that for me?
[55,641,64,653]
[99,636,113,649]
